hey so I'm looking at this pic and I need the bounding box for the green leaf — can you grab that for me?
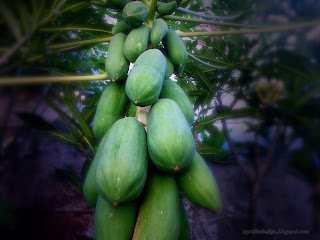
[199,108,255,126]
[55,164,82,192]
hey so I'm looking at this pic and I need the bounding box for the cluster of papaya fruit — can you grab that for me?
[83,1,221,239]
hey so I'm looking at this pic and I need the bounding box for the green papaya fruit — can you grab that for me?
[106,0,133,9]
[95,117,148,205]
[112,21,132,35]
[95,195,138,240]
[127,101,138,117]
[161,49,174,78]
[82,132,109,208]
[124,25,150,62]
[132,172,181,240]
[175,63,185,77]
[150,18,168,48]
[122,1,148,27]
[163,29,188,66]
[92,82,129,141]
[147,99,195,172]
[179,199,191,240]
[160,79,194,126]
[157,1,177,16]
[125,49,166,106]
[176,152,222,212]
[105,33,129,82]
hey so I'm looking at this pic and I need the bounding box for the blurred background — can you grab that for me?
[0,0,320,239]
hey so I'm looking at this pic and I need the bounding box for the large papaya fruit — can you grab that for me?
[150,18,168,48]
[95,195,138,240]
[82,131,109,208]
[123,25,150,62]
[125,49,166,106]
[176,152,222,212]
[105,33,129,82]
[122,1,148,27]
[92,82,129,141]
[132,172,181,240]
[112,21,132,35]
[147,99,195,172]
[160,79,194,126]
[163,29,188,66]
[95,117,148,206]
[157,1,177,16]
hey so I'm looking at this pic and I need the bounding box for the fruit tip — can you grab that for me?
[174,166,179,171]
[134,100,138,104]
[114,202,118,206]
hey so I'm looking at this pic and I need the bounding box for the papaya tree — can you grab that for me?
[0,0,320,239]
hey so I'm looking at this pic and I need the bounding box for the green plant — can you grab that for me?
[1,0,320,239]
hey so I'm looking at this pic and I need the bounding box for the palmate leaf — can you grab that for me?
[198,107,255,126]
[55,163,82,192]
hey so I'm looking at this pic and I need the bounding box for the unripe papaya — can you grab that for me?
[163,29,188,66]
[95,196,138,240]
[124,25,150,62]
[160,79,194,126]
[175,63,185,77]
[92,82,129,141]
[161,50,174,78]
[157,1,177,16]
[82,132,109,208]
[176,152,222,212]
[150,18,168,48]
[179,199,191,240]
[95,117,148,205]
[132,172,181,240]
[112,21,132,35]
[106,0,133,9]
[126,49,166,106]
[147,99,196,172]
[105,33,129,82]
[122,1,148,27]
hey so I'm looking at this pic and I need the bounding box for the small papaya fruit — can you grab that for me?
[160,49,174,78]
[112,21,132,35]
[105,33,129,82]
[122,1,148,27]
[176,152,222,212]
[150,18,168,48]
[179,198,191,240]
[160,79,194,126]
[106,0,133,9]
[95,117,148,205]
[92,82,129,141]
[95,196,138,240]
[125,49,166,106]
[123,25,150,62]
[163,29,188,66]
[157,1,177,16]
[82,131,109,208]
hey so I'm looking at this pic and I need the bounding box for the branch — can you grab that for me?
[145,0,158,28]
[0,74,109,86]
[216,94,253,180]
[40,27,112,34]
[176,7,241,20]
[177,19,320,37]
[188,53,228,69]
[47,36,112,50]
[162,15,260,28]
[260,121,283,177]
